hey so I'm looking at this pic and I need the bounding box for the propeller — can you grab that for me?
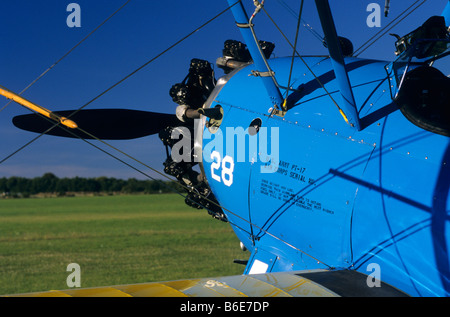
[12,109,181,140]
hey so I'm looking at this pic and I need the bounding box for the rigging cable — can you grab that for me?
[64,3,238,120]
[0,3,241,216]
[285,0,304,100]
[0,3,237,167]
[0,0,131,114]
[0,3,243,227]
[24,108,332,269]
[276,0,324,44]
[353,0,428,57]
[0,1,333,269]
[0,4,243,222]
[248,1,283,93]
[261,6,344,116]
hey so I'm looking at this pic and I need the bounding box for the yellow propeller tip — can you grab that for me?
[61,118,78,129]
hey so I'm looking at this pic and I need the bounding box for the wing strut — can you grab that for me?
[226,0,284,112]
[315,0,360,130]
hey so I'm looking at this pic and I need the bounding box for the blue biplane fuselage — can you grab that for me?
[197,45,450,295]
[5,0,449,298]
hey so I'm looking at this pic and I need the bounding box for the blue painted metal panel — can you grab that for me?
[351,115,450,296]
[248,122,374,270]
[202,99,255,248]
[442,0,450,26]
[202,56,389,264]
[202,52,449,295]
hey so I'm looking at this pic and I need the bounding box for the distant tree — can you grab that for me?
[0,174,178,198]
[122,178,140,193]
[55,178,70,195]
[0,177,7,193]
[39,173,58,193]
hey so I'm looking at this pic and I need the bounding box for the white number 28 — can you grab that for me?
[210,151,234,187]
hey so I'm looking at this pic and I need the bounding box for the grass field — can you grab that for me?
[0,194,249,295]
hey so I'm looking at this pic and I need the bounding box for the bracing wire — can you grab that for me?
[276,0,324,44]
[0,3,240,216]
[0,1,335,269]
[353,0,428,57]
[0,3,236,166]
[0,3,243,225]
[285,0,304,99]
[261,6,344,115]
[0,0,132,114]
[0,3,240,214]
[27,109,332,268]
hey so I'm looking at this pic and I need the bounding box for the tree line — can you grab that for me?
[0,173,181,198]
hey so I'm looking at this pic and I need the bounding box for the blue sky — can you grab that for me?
[0,0,448,180]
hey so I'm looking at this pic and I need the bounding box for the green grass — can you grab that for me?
[0,194,249,295]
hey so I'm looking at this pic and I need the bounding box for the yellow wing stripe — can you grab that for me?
[5,271,339,297]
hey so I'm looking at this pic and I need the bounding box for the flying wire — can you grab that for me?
[1,1,334,269]
[285,0,304,100]
[0,1,255,230]
[0,3,240,212]
[353,0,428,57]
[63,3,238,121]
[276,0,324,44]
[23,108,332,268]
[261,6,344,115]
[0,3,236,167]
[0,0,132,114]
[0,3,240,213]
[72,132,331,267]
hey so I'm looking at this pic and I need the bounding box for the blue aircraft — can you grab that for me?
[4,0,450,297]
